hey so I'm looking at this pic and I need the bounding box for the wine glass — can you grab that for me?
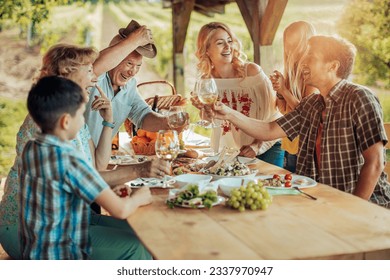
[155,130,180,188]
[167,106,189,130]
[194,78,218,128]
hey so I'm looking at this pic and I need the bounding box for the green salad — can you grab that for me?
[166,184,218,209]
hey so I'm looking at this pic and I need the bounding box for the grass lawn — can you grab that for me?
[0,97,27,177]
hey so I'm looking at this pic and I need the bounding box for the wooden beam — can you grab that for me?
[172,0,195,94]
[260,0,288,45]
[252,0,260,64]
[235,0,253,42]
[194,4,226,16]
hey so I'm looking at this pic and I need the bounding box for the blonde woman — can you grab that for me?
[270,21,318,172]
[194,22,284,166]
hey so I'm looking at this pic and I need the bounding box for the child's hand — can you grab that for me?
[112,184,132,198]
[132,187,152,207]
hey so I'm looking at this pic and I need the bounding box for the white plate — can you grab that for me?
[255,175,317,189]
[109,155,148,165]
[171,196,225,209]
[204,156,259,165]
[125,177,171,188]
[210,171,257,181]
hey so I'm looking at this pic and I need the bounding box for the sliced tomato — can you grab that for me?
[273,174,280,180]
[284,181,292,188]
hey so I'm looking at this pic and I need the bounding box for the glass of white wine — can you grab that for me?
[155,130,180,188]
[194,78,218,128]
[167,106,189,130]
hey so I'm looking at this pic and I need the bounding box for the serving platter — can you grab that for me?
[172,196,225,209]
[256,174,317,189]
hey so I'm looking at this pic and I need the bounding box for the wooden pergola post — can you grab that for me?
[166,0,288,92]
[172,0,195,95]
[236,0,287,65]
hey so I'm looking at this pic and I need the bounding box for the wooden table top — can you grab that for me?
[126,156,390,260]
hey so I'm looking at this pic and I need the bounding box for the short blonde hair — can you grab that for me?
[196,22,247,78]
[39,44,98,79]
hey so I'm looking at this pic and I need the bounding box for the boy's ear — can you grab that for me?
[58,113,70,130]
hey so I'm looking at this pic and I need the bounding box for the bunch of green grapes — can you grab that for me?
[226,181,272,212]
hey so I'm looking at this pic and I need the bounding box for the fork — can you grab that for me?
[293,187,317,200]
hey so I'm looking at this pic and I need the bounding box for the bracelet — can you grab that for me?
[276,93,284,100]
[102,120,115,129]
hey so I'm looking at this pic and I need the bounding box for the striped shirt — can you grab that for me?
[277,79,390,207]
[19,133,109,259]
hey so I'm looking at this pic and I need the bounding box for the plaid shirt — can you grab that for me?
[277,79,390,207]
[19,133,109,259]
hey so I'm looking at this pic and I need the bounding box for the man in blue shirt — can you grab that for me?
[85,20,172,145]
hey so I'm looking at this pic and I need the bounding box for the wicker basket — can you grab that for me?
[131,141,156,155]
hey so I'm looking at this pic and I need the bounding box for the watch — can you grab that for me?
[102,120,115,129]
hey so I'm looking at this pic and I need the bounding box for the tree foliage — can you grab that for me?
[337,0,390,88]
[0,1,84,43]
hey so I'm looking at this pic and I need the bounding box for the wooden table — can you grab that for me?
[126,157,390,260]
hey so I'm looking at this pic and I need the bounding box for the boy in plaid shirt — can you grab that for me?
[19,76,152,259]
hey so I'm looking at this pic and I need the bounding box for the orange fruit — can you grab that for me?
[137,136,150,144]
[137,129,147,137]
[146,131,158,140]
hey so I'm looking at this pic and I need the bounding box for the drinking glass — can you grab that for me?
[194,78,218,128]
[155,130,180,188]
[167,106,189,130]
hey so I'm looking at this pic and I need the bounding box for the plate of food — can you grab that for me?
[175,196,225,209]
[166,184,224,209]
[125,177,165,188]
[171,157,210,175]
[256,174,317,189]
[202,158,258,180]
[109,155,148,165]
[204,156,259,166]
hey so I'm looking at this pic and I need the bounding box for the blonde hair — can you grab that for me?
[196,22,247,78]
[39,44,98,79]
[283,21,316,100]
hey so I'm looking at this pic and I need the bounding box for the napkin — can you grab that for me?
[267,188,300,196]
